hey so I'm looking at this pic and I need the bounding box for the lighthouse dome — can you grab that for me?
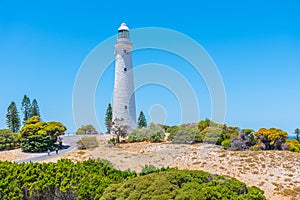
[118,22,129,32]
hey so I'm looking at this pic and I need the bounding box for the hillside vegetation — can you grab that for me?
[0,159,266,200]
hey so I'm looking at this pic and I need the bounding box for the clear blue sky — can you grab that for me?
[0,0,299,134]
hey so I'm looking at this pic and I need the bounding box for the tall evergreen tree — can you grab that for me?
[30,99,40,117]
[295,128,300,142]
[21,95,31,125]
[137,111,147,128]
[6,101,21,132]
[105,103,113,133]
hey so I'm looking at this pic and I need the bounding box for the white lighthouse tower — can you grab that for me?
[112,22,136,128]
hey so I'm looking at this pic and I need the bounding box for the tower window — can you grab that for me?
[124,68,127,72]
[125,105,127,109]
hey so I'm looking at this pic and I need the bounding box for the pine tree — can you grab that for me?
[138,111,147,128]
[295,128,300,142]
[6,101,21,132]
[30,99,40,117]
[105,103,113,133]
[21,95,31,125]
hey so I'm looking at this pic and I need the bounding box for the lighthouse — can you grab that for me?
[112,22,136,128]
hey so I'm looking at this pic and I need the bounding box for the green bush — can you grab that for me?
[108,137,117,144]
[140,165,160,175]
[129,128,148,142]
[194,127,223,144]
[221,138,231,148]
[21,135,54,152]
[171,127,199,144]
[77,136,98,149]
[20,116,66,142]
[76,124,98,135]
[0,159,136,200]
[166,125,180,141]
[128,124,165,143]
[0,129,20,150]
[20,116,66,152]
[101,169,266,200]
[148,123,165,142]
[0,159,266,200]
[286,139,300,152]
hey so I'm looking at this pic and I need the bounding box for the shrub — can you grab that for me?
[140,165,160,175]
[21,135,54,152]
[76,124,98,135]
[77,136,98,149]
[229,132,258,151]
[19,117,66,152]
[129,128,148,142]
[148,123,165,142]
[108,137,117,144]
[221,139,231,148]
[281,143,290,150]
[197,118,217,131]
[195,127,223,144]
[0,159,136,200]
[166,126,180,141]
[255,128,288,150]
[128,124,165,143]
[20,116,66,142]
[101,170,266,200]
[0,129,20,150]
[286,139,300,152]
[172,127,199,144]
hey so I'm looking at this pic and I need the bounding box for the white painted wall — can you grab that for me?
[112,28,136,129]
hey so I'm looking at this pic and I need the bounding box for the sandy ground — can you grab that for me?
[2,135,300,200]
[0,148,44,161]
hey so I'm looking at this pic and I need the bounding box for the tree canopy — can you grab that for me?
[21,95,31,125]
[295,128,300,142]
[128,123,165,143]
[29,98,40,118]
[255,128,288,150]
[6,101,21,133]
[111,118,130,143]
[76,124,98,135]
[105,103,112,133]
[20,116,66,152]
[137,111,147,128]
[0,129,20,150]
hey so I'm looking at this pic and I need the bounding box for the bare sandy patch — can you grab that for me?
[39,149,93,163]
[0,149,43,161]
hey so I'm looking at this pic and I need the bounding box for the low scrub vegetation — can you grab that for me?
[76,124,98,135]
[0,159,136,200]
[0,159,267,199]
[161,119,299,153]
[101,169,266,200]
[0,129,20,150]
[128,123,165,143]
[286,139,300,152]
[77,136,98,149]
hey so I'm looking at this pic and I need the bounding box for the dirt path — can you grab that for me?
[0,148,44,161]
[0,135,82,163]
